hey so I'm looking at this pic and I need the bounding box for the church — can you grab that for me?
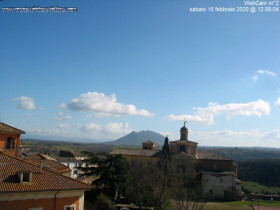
[111,123,242,200]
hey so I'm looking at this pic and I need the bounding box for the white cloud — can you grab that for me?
[27,128,67,136]
[196,99,270,118]
[77,122,132,140]
[274,97,280,108]
[58,123,70,129]
[67,92,154,117]
[166,100,270,125]
[57,103,67,109]
[49,112,72,121]
[252,70,276,82]
[257,70,277,77]
[105,122,132,134]
[190,128,280,147]
[80,123,103,132]
[13,96,35,110]
[165,114,213,125]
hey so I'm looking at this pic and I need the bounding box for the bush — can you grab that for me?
[95,193,116,210]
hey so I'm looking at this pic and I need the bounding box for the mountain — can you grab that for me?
[104,130,166,146]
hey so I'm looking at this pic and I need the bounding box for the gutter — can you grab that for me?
[54,191,59,210]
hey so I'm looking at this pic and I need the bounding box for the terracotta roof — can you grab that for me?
[24,159,71,173]
[0,122,25,134]
[23,153,71,174]
[111,148,161,157]
[24,153,57,161]
[0,152,92,193]
[197,152,232,160]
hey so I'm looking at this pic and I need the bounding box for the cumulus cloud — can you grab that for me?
[67,92,154,117]
[13,96,35,110]
[79,122,132,135]
[257,70,277,77]
[49,112,72,121]
[165,114,213,125]
[105,122,132,134]
[57,103,67,109]
[274,97,280,108]
[79,123,103,132]
[166,100,270,125]
[196,100,270,118]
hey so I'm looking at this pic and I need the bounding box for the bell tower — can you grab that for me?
[180,121,188,141]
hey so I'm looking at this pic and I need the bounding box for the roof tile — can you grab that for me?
[0,152,92,193]
[0,122,25,134]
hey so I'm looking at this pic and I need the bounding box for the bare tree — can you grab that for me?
[172,173,204,210]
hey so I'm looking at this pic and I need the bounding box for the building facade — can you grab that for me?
[0,122,25,157]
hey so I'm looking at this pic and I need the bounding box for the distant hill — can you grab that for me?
[104,130,166,147]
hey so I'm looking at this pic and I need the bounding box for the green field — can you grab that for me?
[202,200,280,210]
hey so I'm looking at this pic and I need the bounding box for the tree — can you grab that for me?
[126,162,154,209]
[79,151,130,201]
[162,136,171,161]
[172,173,204,210]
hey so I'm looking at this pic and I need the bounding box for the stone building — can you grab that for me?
[111,122,241,200]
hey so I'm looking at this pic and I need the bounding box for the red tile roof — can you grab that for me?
[0,122,25,134]
[23,153,71,173]
[0,152,92,193]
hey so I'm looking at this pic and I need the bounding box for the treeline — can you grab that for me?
[21,139,115,154]
[198,147,280,161]
[242,181,280,195]
[238,159,280,188]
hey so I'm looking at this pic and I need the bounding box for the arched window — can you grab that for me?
[5,137,15,149]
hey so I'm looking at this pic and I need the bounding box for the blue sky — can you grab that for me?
[1,0,280,147]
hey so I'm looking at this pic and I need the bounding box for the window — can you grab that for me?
[180,145,186,152]
[64,205,76,210]
[5,137,15,149]
[18,172,32,183]
[219,178,223,183]
[23,172,31,182]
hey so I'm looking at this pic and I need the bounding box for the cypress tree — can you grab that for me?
[162,136,171,161]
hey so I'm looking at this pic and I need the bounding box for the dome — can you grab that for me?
[180,122,188,131]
